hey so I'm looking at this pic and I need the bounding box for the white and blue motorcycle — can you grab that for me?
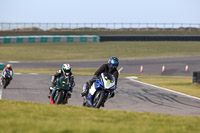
[82,73,116,108]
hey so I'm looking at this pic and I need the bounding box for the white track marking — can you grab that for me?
[14,73,22,75]
[7,61,21,63]
[118,67,124,74]
[126,77,200,101]
[29,73,39,75]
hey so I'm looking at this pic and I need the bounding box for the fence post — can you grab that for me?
[199,24,200,31]
[91,23,93,31]
[155,23,157,31]
[146,23,148,31]
[9,23,11,31]
[163,23,165,31]
[1,23,3,31]
[24,23,26,32]
[137,23,140,31]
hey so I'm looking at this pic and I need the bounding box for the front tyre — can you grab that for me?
[54,91,63,104]
[93,91,105,108]
[3,79,7,89]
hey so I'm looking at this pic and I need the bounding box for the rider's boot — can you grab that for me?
[81,82,90,97]
[65,93,71,104]
[48,86,54,98]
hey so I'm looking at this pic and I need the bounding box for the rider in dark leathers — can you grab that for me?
[49,64,75,98]
[81,56,119,98]
[1,64,13,88]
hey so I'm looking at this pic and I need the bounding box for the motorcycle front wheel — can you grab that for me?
[3,79,7,89]
[93,91,105,108]
[54,91,63,104]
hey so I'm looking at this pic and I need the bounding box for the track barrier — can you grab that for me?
[0,35,99,43]
[100,36,200,42]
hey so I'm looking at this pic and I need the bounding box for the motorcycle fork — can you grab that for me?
[62,91,68,104]
[103,92,109,103]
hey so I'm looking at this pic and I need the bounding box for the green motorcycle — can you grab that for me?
[50,76,71,104]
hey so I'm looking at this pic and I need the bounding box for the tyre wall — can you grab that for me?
[0,35,99,43]
[100,36,200,42]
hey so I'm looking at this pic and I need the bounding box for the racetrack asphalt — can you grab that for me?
[1,74,200,116]
[1,56,200,116]
[2,55,200,76]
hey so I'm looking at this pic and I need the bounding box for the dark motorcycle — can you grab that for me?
[82,73,116,108]
[1,70,12,89]
[50,76,71,104]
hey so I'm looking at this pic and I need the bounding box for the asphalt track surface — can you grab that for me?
[2,55,200,76]
[1,56,200,116]
[1,74,200,116]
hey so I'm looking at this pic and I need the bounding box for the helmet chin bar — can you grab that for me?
[65,73,70,76]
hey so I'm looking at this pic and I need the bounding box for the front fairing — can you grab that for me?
[89,73,115,95]
[86,73,116,106]
[4,70,11,79]
[56,76,70,91]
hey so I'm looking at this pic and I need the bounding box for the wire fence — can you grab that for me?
[0,23,200,32]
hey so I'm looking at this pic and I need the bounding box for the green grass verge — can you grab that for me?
[1,42,200,61]
[0,99,199,133]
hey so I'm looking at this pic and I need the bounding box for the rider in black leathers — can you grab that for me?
[81,56,119,98]
[49,64,75,98]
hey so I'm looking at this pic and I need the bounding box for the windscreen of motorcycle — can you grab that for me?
[5,70,11,78]
[57,76,70,90]
[101,73,115,89]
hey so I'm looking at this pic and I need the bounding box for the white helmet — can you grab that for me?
[62,64,71,76]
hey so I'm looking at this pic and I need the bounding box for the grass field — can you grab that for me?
[1,41,200,61]
[0,100,200,133]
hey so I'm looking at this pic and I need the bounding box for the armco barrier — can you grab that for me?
[100,36,200,42]
[0,35,99,43]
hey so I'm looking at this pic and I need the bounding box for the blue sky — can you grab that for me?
[0,0,199,23]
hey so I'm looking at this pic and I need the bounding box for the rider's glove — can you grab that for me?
[52,80,56,86]
[89,75,98,85]
[51,76,56,84]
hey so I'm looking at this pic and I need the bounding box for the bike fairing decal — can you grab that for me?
[101,73,115,89]
[87,93,93,106]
